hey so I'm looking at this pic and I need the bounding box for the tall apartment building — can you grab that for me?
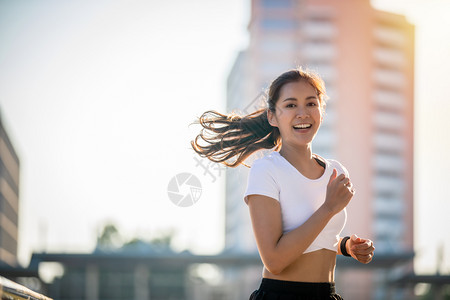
[225,0,414,298]
[0,115,20,266]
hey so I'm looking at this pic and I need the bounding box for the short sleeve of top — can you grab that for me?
[243,152,348,254]
[328,158,349,178]
[244,158,279,204]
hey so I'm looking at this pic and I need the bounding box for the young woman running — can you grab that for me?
[192,68,375,299]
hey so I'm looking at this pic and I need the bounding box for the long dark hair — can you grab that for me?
[191,68,327,167]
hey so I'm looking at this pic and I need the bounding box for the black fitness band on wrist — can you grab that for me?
[340,236,351,257]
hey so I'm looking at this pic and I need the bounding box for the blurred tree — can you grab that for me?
[122,230,175,253]
[96,223,122,250]
[96,223,176,253]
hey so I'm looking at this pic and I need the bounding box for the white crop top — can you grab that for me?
[244,151,347,254]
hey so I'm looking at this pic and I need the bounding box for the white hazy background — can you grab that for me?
[0,0,449,275]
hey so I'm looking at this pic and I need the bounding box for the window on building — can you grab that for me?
[261,18,298,31]
[261,0,293,9]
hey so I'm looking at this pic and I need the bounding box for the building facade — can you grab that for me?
[0,115,20,266]
[225,0,414,299]
[30,250,262,300]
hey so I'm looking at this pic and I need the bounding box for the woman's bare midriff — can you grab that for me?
[263,249,337,283]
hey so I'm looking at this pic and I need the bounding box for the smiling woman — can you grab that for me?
[192,68,375,299]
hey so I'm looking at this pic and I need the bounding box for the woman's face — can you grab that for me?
[268,80,323,148]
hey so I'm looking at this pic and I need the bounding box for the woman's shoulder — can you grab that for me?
[251,151,282,168]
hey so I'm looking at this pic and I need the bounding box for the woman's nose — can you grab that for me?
[296,106,309,118]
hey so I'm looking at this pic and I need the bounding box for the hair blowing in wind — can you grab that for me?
[190,68,327,167]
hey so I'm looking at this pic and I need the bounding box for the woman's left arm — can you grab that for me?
[338,234,375,264]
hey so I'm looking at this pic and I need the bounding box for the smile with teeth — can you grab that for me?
[293,124,312,129]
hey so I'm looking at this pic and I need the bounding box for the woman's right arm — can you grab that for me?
[247,169,354,275]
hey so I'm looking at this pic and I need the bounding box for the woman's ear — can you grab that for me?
[267,109,278,127]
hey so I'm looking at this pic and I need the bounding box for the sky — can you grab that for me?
[0,0,248,264]
[0,0,449,275]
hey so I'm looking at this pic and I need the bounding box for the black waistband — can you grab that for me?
[258,278,336,297]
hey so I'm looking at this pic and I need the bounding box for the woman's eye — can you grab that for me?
[286,104,296,108]
[307,102,317,106]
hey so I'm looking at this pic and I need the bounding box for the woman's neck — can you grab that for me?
[279,143,313,165]
[279,143,324,179]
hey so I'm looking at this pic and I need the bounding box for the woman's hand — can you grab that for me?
[348,234,375,264]
[323,169,355,215]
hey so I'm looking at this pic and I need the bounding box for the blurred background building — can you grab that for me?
[226,0,414,299]
[26,225,262,300]
[0,113,20,267]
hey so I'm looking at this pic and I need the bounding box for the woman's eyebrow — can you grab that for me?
[282,95,318,102]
